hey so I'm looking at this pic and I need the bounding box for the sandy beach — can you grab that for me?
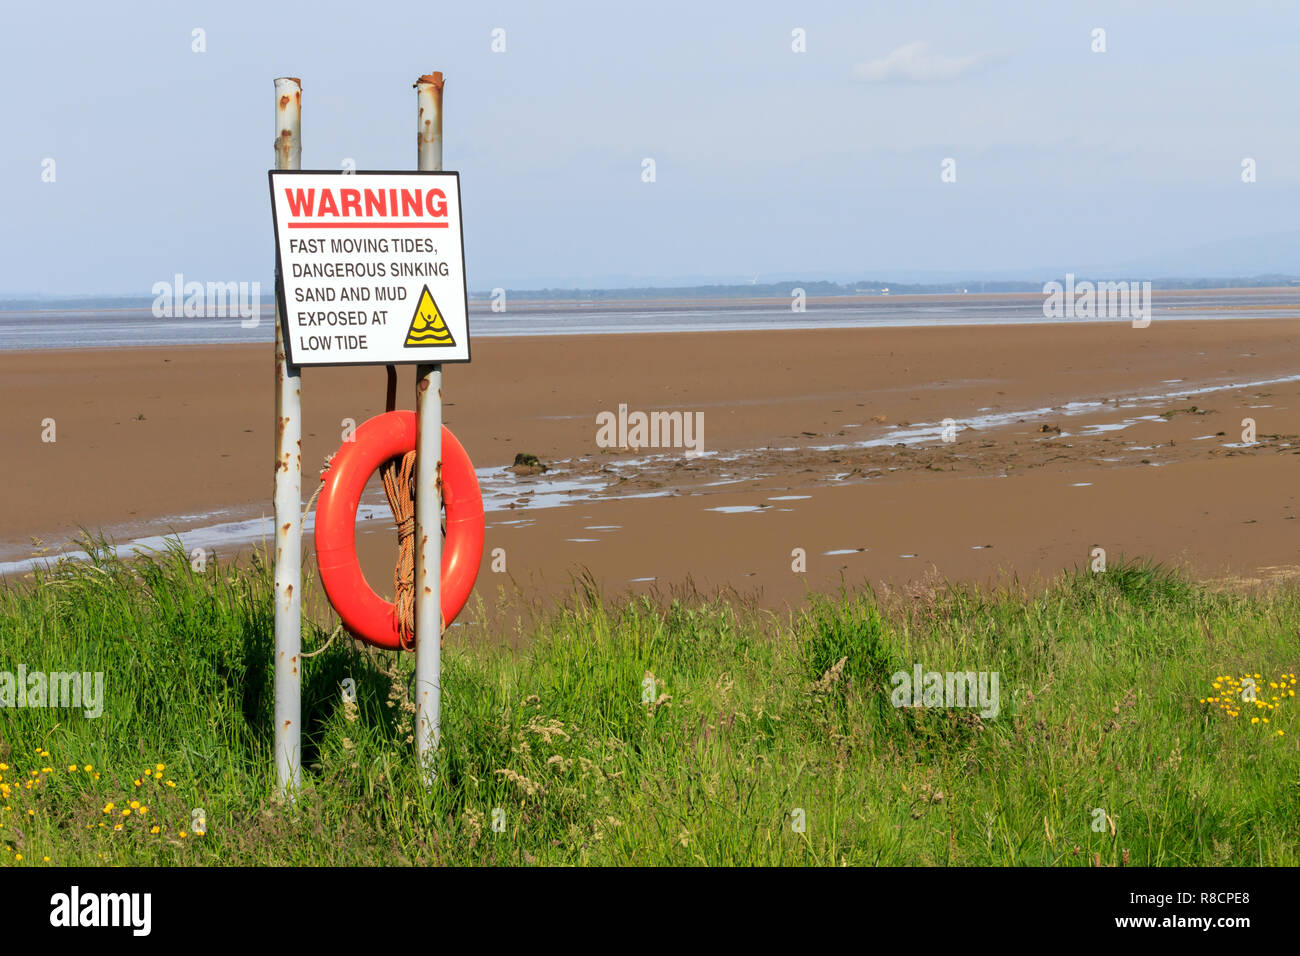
[4,317,1299,626]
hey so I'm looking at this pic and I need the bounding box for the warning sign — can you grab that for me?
[404,286,455,347]
[268,170,470,365]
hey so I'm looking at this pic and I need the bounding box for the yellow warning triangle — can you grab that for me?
[403,285,455,348]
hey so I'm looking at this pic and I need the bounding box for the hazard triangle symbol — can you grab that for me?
[403,285,455,348]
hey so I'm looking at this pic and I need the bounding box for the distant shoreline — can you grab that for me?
[4,278,1300,314]
[2,288,1297,353]
[3,284,1300,315]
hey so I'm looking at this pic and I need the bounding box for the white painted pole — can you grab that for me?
[413,72,444,783]
[272,76,303,798]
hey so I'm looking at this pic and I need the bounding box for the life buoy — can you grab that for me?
[315,410,483,650]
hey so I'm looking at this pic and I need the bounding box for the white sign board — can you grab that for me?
[269,170,470,365]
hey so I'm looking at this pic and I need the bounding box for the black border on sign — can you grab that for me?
[267,169,472,367]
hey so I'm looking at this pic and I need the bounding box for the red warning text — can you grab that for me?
[284,187,449,228]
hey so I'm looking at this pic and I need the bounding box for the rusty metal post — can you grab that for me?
[272,76,303,798]
[413,71,444,783]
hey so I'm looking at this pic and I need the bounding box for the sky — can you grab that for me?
[2,0,1299,295]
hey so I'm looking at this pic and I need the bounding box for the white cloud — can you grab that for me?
[852,41,993,84]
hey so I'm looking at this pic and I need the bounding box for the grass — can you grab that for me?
[0,538,1296,866]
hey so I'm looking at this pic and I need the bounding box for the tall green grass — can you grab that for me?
[0,539,1295,866]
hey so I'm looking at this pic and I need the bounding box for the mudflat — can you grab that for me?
[4,318,1298,618]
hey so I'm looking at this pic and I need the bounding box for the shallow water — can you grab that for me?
[3,289,1295,351]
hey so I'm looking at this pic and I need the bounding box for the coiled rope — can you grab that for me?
[380,447,418,649]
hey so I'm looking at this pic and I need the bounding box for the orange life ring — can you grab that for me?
[315,410,483,650]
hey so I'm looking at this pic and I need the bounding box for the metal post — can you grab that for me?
[413,72,444,783]
[272,76,303,798]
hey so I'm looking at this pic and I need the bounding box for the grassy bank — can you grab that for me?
[0,540,1296,866]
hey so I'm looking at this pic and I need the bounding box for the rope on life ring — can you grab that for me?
[379,448,417,648]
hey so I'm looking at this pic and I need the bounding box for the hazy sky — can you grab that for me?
[3,0,1299,294]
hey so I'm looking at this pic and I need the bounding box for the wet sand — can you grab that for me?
[4,317,1299,624]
